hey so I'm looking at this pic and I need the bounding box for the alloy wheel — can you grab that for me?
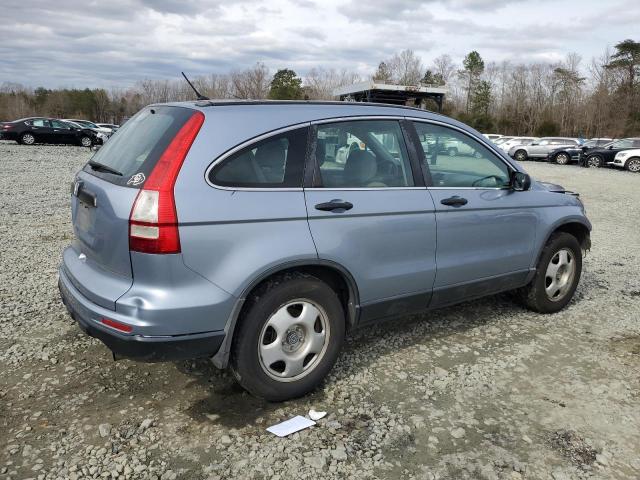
[81,136,92,147]
[627,159,640,173]
[556,153,569,165]
[587,155,602,168]
[545,248,576,302]
[22,133,35,145]
[258,300,330,381]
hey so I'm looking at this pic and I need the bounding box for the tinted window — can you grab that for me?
[51,120,71,129]
[611,139,634,149]
[413,122,510,188]
[209,127,308,188]
[84,106,195,187]
[315,120,414,188]
[32,119,47,127]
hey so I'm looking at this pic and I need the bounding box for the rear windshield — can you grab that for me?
[84,106,195,187]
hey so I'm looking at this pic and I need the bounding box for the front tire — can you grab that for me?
[447,147,458,157]
[80,136,93,147]
[626,157,640,172]
[230,273,345,401]
[587,154,603,168]
[518,232,582,313]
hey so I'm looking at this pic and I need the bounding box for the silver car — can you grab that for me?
[510,137,581,161]
[58,101,591,400]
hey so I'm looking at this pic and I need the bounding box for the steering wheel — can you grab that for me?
[471,175,506,187]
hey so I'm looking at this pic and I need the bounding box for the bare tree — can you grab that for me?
[231,62,270,99]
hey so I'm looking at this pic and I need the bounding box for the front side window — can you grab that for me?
[413,122,510,188]
[315,120,414,188]
[209,127,308,188]
[51,120,71,129]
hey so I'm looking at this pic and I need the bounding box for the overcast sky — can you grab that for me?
[1,0,638,89]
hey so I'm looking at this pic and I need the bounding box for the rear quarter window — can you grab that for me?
[84,106,195,187]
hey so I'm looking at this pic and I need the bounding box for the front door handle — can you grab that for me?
[315,199,353,212]
[440,196,468,207]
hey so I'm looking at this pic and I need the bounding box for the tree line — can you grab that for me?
[1,39,637,137]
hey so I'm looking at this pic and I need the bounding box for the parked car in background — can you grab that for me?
[65,121,110,145]
[58,101,591,401]
[63,119,114,136]
[0,117,98,146]
[498,137,538,153]
[547,138,613,165]
[583,138,640,167]
[483,134,503,141]
[610,149,640,172]
[509,137,580,161]
[493,136,514,146]
[96,123,120,131]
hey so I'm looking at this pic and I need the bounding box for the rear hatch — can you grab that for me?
[64,105,198,310]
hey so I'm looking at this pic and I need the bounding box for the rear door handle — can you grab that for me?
[440,196,468,207]
[315,199,353,212]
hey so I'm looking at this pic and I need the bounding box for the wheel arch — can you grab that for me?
[211,260,360,369]
[535,219,591,268]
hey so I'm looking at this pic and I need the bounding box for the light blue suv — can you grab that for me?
[58,101,591,400]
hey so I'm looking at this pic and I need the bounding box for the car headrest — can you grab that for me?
[344,150,377,185]
[254,140,286,168]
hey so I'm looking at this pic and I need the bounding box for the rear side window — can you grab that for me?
[84,106,195,187]
[208,127,308,188]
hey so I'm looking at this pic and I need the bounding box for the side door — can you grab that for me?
[528,138,550,157]
[411,120,538,308]
[29,118,53,142]
[50,120,75,144]
[305,118,437,323]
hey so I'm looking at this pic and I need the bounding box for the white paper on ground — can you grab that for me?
[308,409,327,421]
[266,416,316,437]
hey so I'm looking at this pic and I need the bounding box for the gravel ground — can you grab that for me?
[1,140,639,480]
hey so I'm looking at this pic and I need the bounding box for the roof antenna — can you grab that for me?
[181,71,209,100]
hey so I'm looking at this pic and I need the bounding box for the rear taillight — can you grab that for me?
[129,111,204,254]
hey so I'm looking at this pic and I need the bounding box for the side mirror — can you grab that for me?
[511,171,531,191]
[530,142,539,146]
[607,145,613,149]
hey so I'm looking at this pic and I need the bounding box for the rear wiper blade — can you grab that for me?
[88,160,123,176]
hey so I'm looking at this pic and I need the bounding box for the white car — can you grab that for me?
[483,133,503,141]
[611,149,640,172]
[498,136,538,152]
[63,119,113,136]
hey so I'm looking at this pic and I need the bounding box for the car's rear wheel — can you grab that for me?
[555,152,570,165]
[514,149,527,161]
[20,133,35,145]
[230,272,345,401]
[587,154,603,168]
[80,136,92,147]
[447,147,458,157]
[626,157,640,172]
[518,232,582,313]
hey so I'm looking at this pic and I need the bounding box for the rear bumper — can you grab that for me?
[58,267,225,362]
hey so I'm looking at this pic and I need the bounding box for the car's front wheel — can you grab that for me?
[447,147,458,157]
[518,232,582,313]
[587,154,603,168]
[80,136,93,147]
[230,272,345,401]
[626,157,640,172]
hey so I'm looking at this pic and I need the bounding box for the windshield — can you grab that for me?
[611,139,633,149]
[84,106,195,187]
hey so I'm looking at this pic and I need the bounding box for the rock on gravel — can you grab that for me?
[1,142,640,479]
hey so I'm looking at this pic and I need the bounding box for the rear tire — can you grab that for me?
[626,157,640,172]
[20,133,35,145]
[230,272,345,401]
[555,152,570,165]
[514,149,527,161]
[518,232,582,314]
